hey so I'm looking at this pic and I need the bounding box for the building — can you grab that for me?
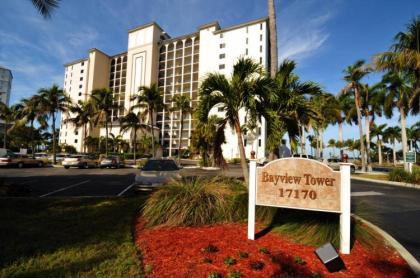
[0,66,12,107]
[60,17,269,159]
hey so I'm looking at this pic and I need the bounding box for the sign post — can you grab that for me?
[247,157,352,254]
[406,151,416,174]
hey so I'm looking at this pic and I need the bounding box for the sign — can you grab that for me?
[248,157,351,254]
[406,151,416,163]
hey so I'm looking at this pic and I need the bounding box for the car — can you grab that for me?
[0,149,44,168]
[134,159,182,187]
[34,152,49,159]
[48,153,69,162]
[62,154,98,169]
[292,154,315,159]
[324,158,356,173]
[100,156,124,168]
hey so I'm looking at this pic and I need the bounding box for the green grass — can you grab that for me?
[0,197,145,278]
[354,173,389,181]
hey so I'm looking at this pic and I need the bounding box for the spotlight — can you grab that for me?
[315,242,345,272]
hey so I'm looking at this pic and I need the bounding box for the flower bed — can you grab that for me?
[135,219,414,278]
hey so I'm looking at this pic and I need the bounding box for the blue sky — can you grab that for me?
[0,0,419,154]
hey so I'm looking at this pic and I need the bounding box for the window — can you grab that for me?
[79,84,82,88]
[244,139,247,146]
[220,33,223,38]
[75,131,78,135]
[219,53,225,59]
[260,45,263,52]
[245,48,248,55]
[246,38,248,44]
[75,139,78,143]
[79,77,83,81]
[259,57,263,64]
[81,62,84,66]
[260,23,263,30]
[218,106,224,112]
[260,34,263,41]
[219,43,225,49]
[258,127,261,135]
[219,64,225,70]
[246,26,249,33]
[81,69,84,73]
[78,92,82,96]
[258,139,262,147]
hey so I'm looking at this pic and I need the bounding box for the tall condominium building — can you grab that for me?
[60,17,270,159]
[0,66,12,107]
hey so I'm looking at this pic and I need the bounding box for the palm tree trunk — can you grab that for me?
[365,113,372,171]
[52,113,57,164]
[268,0,278,78]
[30,120,35,159]
[400,107,408,171]
[378,137,383,165]
[338,122,343,143]
[234,120,249,185]
[320,129,324,158]
[150,110,155,157]
[3,120,7,148]
[392,139,397,166]
[354,88,366,172]
[105,117,109,156]
[178,111,183,162]
[133,128,137,165]
[83,123,87,153]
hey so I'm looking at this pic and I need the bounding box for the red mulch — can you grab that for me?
[134,219,415,278]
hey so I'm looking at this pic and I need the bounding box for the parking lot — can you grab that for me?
[0,165,243,197]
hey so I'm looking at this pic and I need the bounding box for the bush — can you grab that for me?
[223,256,236,266]
[389,168,420,184]
[208,272,222,278]
[228,271,242,278]
[228,158,241,164]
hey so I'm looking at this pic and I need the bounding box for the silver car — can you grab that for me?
[100,156,124,168]
[134,159,182,187]
[325,158,356,173]
[62,154,98,169]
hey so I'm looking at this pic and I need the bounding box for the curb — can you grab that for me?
[351,176,420,190]
[353,214,420,277]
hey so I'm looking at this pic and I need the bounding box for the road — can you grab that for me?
[1,166,419,262]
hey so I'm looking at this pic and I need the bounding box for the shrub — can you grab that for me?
[249,261,264,270]
[311,272,324,278]
[228,158,241,164]
[238,251,248,259]
[144,264,153,273]
[208,272,222,278]
[203,257,213,264]
[294,256,306,265]
[228,271,242,278]
[223,256,236,266]
[389,168,420,184]
[136,159,147,168]
[202,244,218,253]
[258,247,270,254]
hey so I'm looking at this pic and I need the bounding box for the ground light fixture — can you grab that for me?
[315,242,345,272]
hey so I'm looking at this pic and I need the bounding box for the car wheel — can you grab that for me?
[84,163,88,169]
[37,161,43,168]
[64,166,70,169]
[351,166,356,174]
[17,162,24,168]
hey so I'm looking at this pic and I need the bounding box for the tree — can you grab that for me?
[370,124,387,165]
[30,0,60,18]
[0,103,22,149]
[342,60,369,172]
[407,121,420,152]
[383,126,401,166]
[65,100,95,153]
[197,57,271,184]
[21,95,47,158]
[171,94,192,161]
[268,0,278,78]
[375,16,420,114]
[90,88,119,156]
[119,112,147,164]
[328,138,337,157]
[37,85,69,164]
[132,84,164,158]
[381,72,414,170]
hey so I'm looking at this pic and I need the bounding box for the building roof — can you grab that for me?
[198,21,221,31]
[63,58,88,67]
[0,66,13,78]
[161,32,199,45]
[128,21,165,33]
[213,16,269,34]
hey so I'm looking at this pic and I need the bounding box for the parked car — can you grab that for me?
[34,152,49,159]
[292,154,315,159]
[134,159,182,187]
[62,154,98,169]
[0,149,44,168]
[324,158,356,173]
[48,153,69,162]
[100,156,124,168]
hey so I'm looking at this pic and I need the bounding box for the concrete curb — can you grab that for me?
[353,214,420,277]
[351,176,420,190]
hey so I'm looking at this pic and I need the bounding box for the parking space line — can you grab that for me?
[40,180,91,197]
[117,182,136,197]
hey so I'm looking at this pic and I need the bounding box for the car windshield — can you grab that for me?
[142,160,179,171]
[69,155,83,158]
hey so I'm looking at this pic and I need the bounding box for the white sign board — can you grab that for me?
[248,158,351,254]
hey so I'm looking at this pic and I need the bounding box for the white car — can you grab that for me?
[135,159,182,187]
[62,154,98,169]
[324,158,356,173]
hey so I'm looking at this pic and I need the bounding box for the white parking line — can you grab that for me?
[351,191,384,197]
[40,180,91,197]
[117,182,136,197]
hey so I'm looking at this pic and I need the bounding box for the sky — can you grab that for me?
[0,0,419,155]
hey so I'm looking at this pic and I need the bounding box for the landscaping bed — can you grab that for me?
[135,219,414,277]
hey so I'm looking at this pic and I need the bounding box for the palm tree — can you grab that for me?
[30,0,60,18]
[381,72,414,169]
[197,57,271,184]
[37,85,69,164]
[90,88,120,156]
[342,60,369,172]
[65,100,95,153]
[407,121,420,152]
[171,94,193,161]
[375,16,419,114]
[328,138,337,157]
[268,0,278,78]
[370,124,387,165]
[0,103,22,149]
[383,126,401,166]
[132,84,164,158]
[21,95,47,158]
[84,136,98,152]
[119,112,147,164]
